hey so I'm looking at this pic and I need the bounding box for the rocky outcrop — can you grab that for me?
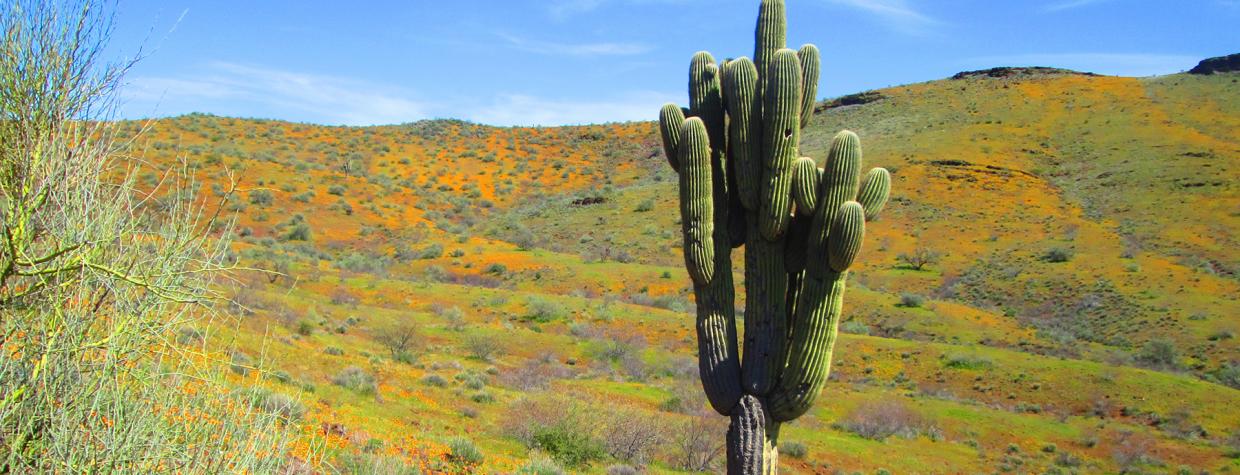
[951,67,1097,80]
[1188,53,1240,74]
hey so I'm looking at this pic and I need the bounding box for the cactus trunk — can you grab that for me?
[657,1,892,473]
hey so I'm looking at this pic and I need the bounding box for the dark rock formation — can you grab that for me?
[951,67,1097,80]
[1188,53,1240,74]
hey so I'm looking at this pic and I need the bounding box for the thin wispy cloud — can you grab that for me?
[467,91,680,126]
[1043,0,1114,13]
[960,53,1199,77]
[498,33,651,57]
[125,62,427,126]
[821,0,939,35]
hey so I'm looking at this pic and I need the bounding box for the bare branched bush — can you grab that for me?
[375,321,422,362]
[0,1,297,470]
[602,407,666,465]
[838,398,934,441]
[897,247,942,271]
[673,409,728,472]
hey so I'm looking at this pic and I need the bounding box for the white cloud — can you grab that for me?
[466,91,680,126]
[498,33,651,57]
[821,0,939,35]
[124,62,427,126]
[960,53,1200,77]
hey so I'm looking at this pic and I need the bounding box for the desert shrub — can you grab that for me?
[324,346,344,356]
[1043,247,1073,263]
[606,465,639,475]
[0,2,293,470]
[239,388,307,422]
[464,333,503,361]
[448,436,484,465]
[297,319,315,336]
[470,392,495,404]
[1214,362,1240,389]
[841,320,870,335]
[1112,431,1158,470]
[230,351,253,376]
[839,398,933,441]
[898,293,924,308]
[602,408,665,464]
[443,306,467,331]
[375,322,422,362]
[327,184,347,195]
[943,353,993,370]
[504,396,606,468]
[780,440,808,459]
[417,243,444,259]
[634,198,654,212]
[420,374,447,387]
[673,409,728,472]
[1134,338,1180,370]
[249,189,274,206]
[897,247,941,270]
[284,221,313,241]
[500,358,571,391]
[532,425,606,468]
[333,453,421,475]
[332,366,377,394]
[524,296,567,323]
[516,456,565,475]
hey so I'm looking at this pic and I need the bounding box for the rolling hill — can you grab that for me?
[123,67,1239,473]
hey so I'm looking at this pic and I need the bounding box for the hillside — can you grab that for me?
[123,69,1240,473]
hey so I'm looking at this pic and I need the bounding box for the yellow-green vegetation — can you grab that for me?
[0,1,299,472]
[6,5,1238,475]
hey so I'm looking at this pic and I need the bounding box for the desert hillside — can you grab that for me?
[122,68,1239,473]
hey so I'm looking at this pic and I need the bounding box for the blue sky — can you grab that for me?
[109,0,1239,126]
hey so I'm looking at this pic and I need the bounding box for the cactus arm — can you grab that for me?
[804,130,861,279]
[797,44,820,129]
[678,118,716,286]
[723,58,762,211]
[790,157,819,216]
[673,116,744,415]
[659,104,686,173]
[754,0,786,107]
[769,201,865,421]
[857,167,891,221]
[757,49,801,240]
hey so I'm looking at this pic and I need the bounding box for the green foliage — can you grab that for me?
[1043,247,1073,263]
[332,366,377,394]
[779,440,808,459]
[1134,338,1180,370]
[448,436,484,465]
[532,424,607,468]
[249,189,275,206]
[0,1,294,471]
[524,296,567,323]
[898,293,925,308]
[943,353,993,370]
[516,456,566,475]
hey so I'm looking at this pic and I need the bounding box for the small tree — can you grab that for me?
[375,322,422,361]
[898,247,942,271]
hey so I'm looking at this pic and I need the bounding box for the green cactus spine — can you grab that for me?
[657,1,892,473]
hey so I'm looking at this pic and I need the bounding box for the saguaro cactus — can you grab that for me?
[657,1,892,473]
